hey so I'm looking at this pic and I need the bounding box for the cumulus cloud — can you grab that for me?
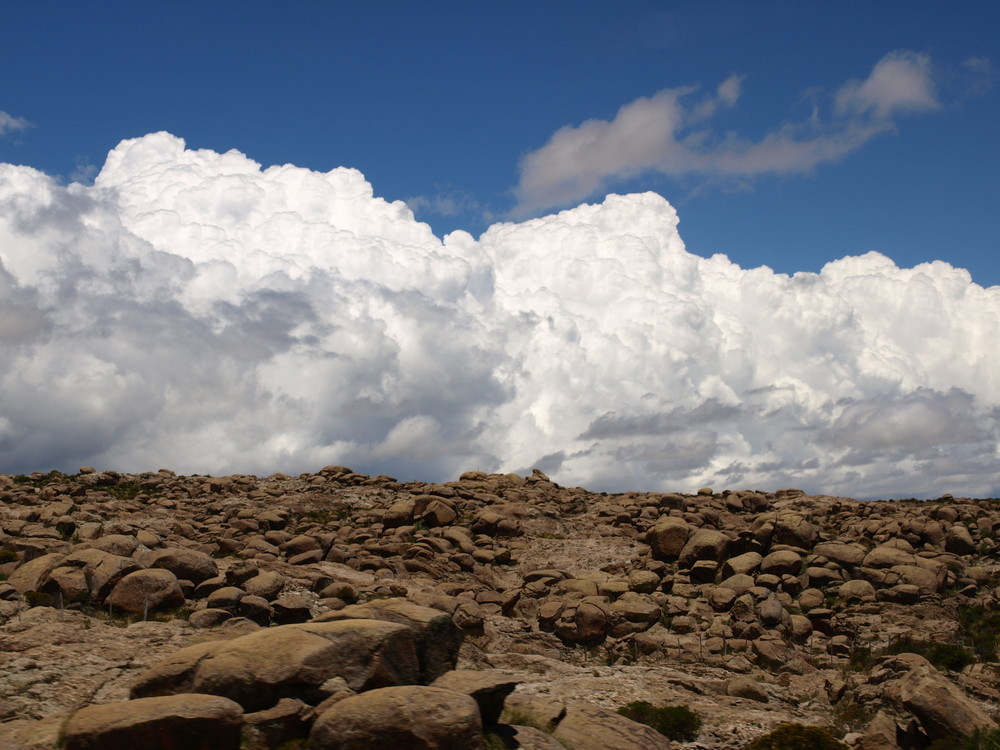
[1,132,998,498]
[0,111,32,138]
[514,51,940,215]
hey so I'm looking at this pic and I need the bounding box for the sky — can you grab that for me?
[0,2,998,498]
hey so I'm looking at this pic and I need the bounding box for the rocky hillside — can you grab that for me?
[0,466,998,749]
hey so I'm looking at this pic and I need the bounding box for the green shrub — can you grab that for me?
[617,701,701,741]
[743,723,847,750]
[887,637,975,672]
[0,548,18,563]
[959,606,1000,662]
[962,728,1000,750]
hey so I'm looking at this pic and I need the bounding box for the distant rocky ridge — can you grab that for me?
[0,466,998,749]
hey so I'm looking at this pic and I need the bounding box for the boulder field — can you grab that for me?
[0,466,998,748]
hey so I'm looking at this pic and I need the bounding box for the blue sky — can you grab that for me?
[1,2,998,496]
[1,1,997,286]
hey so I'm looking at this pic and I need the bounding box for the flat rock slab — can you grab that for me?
[552,701,671,750]
[62,693,243,750]
[131,618,418,711]
[310,685,482,750]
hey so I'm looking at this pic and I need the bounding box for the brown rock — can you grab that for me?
[726,676,769,702]
[147,547,219,584]
[131,619,419,711]
[899,664,997,741]
[856,710,902,750]
[243,570,284,600]
[760,549,802,576]
[431,669,519,725]
[7,553,65,594]
[646,517,691,561]
[314,598,463,683]
[107,568,185,614]
[678,528,730,567]
[552,701,671,750]
[61,693,243,750]
[310,686,482,750]
[721,551,763,578]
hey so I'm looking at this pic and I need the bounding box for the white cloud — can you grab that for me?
[1,133,998,498]
[0,110,33,138]
[0,111,32,138]
[834,51,938,118]
[514,51,940,215]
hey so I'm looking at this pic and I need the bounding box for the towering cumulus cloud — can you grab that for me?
[1,133,997,497]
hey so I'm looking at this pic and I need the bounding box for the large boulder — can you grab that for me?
[146,547,219,584]
[772,512,817,548]
[314,598,462,683]
[898,664,997,741]
[7,553,65,594]
[721,551,763,578]
[106,568,185,614]
[309,686,482,750]
[131,619,419,711]
[646,517,690,561]
[60,548,141,600]
[61,694,243,750]
[759,549,803,576]
[863,546,918,569]
[813,541,866,568]
[678,529,730,568]
[431,670,519,725]
[552,701,671,750]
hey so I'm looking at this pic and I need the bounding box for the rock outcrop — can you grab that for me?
[0,467,998,749]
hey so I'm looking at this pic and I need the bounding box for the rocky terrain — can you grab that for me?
[0,465,998,749]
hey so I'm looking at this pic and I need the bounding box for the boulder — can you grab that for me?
[646,517,691,561]
[309,686,482,750]
[60,549,140,600]
[678,529,730,567]
[856,710,903,750]
[813,541,866,568]
[314,598,463,683]
[721,551,763,578]
[131,619,419,711]
[147,548,219,584]
[106,568,185,614]
[899,664,997,741]
[554,599,610,644]
[552,701,671,750]
[61,694,243,750]
[864,546,918,569]
[7,553,65,594]
[726,676,769,702]
[945,524,977,556]
[838,579,877,602]
[431,670,519,725]
[244,571,285,600]
[773,512,817,548]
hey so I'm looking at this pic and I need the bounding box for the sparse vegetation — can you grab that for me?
[617,701,701,742]
[887,637,976,672]
[958,605,1000,662]
[743,723,847,750]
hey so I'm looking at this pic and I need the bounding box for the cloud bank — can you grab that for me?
[1,132,998,497]
[514,51,942,215]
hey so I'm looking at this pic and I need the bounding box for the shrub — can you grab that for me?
[959,606,1000,662]
[617,701,701,742]
[0,548,18,563]
[743,723,847,750]
[962,728,1000,750]
[887,637,975,672]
